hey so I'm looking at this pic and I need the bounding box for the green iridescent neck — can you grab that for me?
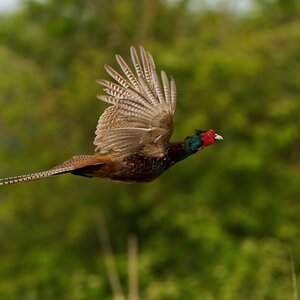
[167,135,204,165]
[183,136,203,154]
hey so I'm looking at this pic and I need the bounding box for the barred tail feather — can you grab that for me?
[0,166,74,186]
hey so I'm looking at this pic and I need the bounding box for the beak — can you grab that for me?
[214,134,223,141]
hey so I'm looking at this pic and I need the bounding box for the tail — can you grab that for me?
[0,166,74,186]
[0,154,102,186]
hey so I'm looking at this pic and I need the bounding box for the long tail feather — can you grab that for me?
[0,166,74,186]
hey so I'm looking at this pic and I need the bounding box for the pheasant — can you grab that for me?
[0,46,222,186]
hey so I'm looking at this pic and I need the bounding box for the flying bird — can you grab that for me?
[0,46,223,186]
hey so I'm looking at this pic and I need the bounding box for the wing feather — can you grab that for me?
[139,46,152,86]
[104,64,130,89]
[170,77,177,113]
[116,54,141,91]
[161,70,171,105]
[138,76,158,106]
[151,68,165,104]
[130,46,144,78]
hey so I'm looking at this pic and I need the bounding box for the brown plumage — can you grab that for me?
[0,46,222,186]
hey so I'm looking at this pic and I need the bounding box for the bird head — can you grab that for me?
[196,129,223,147]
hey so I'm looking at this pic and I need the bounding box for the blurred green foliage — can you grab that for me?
[1,0,300,299]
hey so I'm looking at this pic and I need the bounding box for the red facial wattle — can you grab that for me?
[203,129,215,146]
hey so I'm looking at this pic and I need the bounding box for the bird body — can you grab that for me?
[72,138,200,182]
[0,46,222,186]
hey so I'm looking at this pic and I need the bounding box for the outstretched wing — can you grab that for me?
[94,46,177,157]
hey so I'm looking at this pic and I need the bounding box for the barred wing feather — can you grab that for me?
[94,46,176,157]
